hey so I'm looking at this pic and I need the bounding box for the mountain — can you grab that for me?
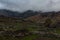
[0,9,60,24]
[0,9,21,17]
[0,9,39,18]
[25,11,60,23]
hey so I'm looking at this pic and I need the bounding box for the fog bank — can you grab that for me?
[0,0,60,12]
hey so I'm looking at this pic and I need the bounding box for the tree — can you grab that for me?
[44,18,52,28]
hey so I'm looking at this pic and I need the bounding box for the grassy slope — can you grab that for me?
[0,15,60,40]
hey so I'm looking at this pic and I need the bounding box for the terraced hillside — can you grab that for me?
[0,11,60,40]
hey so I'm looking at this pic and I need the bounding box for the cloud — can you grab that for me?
[0,0,60,12]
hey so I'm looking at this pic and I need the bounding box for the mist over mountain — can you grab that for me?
[0,0,60,12]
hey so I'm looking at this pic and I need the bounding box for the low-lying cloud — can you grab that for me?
[0,0,60,12]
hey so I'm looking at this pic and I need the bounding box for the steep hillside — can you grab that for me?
[26,11,60,23]
[0,10,60,40]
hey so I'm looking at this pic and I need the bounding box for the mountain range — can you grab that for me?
[0,9,60,23]
[0,9,39,18]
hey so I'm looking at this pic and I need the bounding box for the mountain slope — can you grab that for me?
[25,11,60,24]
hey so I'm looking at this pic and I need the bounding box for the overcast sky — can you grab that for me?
[0,0,60,12]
